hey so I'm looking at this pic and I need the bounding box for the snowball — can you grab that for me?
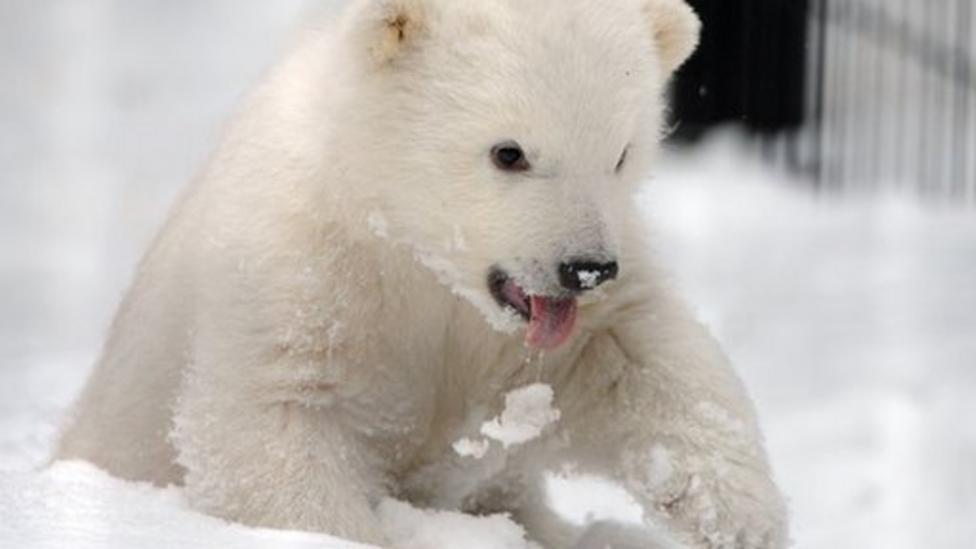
[480,384,561,448]
[453,384,561,459]
[452,437,490,460]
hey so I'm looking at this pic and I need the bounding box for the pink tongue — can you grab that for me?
[525,296,578,350]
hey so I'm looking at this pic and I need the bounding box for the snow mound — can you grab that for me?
[379,499,540,549]
[0,461,367,549]
[0,461,542,549]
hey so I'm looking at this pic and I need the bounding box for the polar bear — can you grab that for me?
[55,0,788,547]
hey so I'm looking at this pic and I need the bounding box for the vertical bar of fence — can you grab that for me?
[850,0,862,188]
[932,0,955,196]
[878,1,896,187]
[811,0,829,186]
[953,0,972,198]
[839,0,852,189]
[836,0,852,190]
[825,0,843,188]
[850,0,866,189]
[968,0,976,201]
[870,0,885,188]
[914,0,926,191]
[971,0,976,201]
[895,0,910,188]
[918,1,932,194]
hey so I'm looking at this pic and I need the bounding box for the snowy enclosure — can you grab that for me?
[1,2,975,549]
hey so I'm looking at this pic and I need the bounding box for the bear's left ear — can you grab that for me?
[644,0,701,74]
[345,0,431,67]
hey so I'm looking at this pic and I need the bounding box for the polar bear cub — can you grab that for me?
[56,0,789,547]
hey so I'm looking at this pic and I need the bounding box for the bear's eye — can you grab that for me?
[491,141,530,172]
[615,146,630,173]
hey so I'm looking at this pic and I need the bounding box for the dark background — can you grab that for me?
[671,0,810,139]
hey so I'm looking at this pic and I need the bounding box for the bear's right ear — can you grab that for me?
[345,0,430,67]
[644,0,701,74]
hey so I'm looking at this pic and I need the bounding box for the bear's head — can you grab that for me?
[333,0,699,349]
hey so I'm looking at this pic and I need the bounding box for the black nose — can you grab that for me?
[558,260,619,293]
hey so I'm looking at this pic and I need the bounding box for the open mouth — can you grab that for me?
[488,269,578,350]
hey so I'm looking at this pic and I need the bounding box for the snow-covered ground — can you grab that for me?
[1,3,975,548]
[649,141,976,549]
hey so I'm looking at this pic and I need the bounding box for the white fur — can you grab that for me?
[55,1,787,548]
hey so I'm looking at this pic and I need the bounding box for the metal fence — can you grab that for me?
[672,0,976,199]
[807,0,976,198]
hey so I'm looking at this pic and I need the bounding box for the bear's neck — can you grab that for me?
[358,233,586,400]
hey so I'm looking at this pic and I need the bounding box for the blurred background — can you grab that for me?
[0,1,974,549]
[673,0,976,197]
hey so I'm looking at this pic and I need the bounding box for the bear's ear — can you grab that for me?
[645,0,701,74]
[346,0,430,66]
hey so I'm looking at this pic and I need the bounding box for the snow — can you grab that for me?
[0,461,540,549]
[576,270,601,290]
[452,437,490,460]
[454,384,561,459]
[0,462,369,549]
[379,499,540,549]
[2,3,975,549]
[480,384,562,449]
[646,135,976,549]
[546,473,645,527]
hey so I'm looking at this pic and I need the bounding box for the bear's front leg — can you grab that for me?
[564,305,789,549]
[172,345,388,546]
